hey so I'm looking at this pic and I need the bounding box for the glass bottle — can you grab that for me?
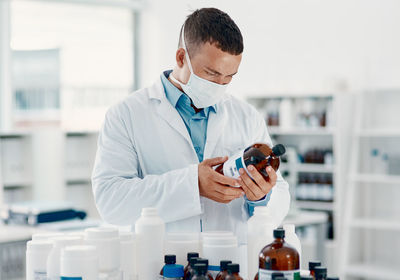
[308,261,321,277]
[215,143,286,182]
[256,229,300,280]
[215,260,232,280]
[184,252,199,279]
[192,264,209,280]
[223,263,243,280]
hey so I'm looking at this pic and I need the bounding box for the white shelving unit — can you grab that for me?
[247,92,352,273]
[340,90,400,280]
[0,129,100,219]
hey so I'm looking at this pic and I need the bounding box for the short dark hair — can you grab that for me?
[179,8,243,57]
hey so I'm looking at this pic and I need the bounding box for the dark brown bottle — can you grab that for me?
[188,258,213,280]
[184,252,199,279]
[223,263,243,280]
[192,264,209,280]
[215,260,232,280]
[215,143,286,182]
[314,267,327,280]
[255,229,300,280]
[308,261,321,277]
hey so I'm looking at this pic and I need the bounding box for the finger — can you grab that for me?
[238,169,260,199]
[247,165,267,189]
[215,184,244,198]
[203,156,228,167]
[266,166,277,185]
[246,165,273,194]
[210,191,237,204]
[212,171,241,187]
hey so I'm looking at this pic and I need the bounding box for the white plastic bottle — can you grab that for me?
[84,227,121,280]
[202,233,238,278]
[283,224,302,268]
[47,236,83,280]
[26,240,54,280]
[120,231,137,280]
[135,208,165,280]
[247,207,275,280]
[60,245,98,280]
[279,98,294,129]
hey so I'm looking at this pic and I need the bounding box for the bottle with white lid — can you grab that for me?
[164,232,200,266]
[202,233,238,278]
[120,231,137,280]
[60,245,98,280]
[282,224,302,268]
[135,207,165,280]
[26,239,54,280]
[31,232,64,241]
[84,227,121,280]
[47,236,83,280]
[247,207,275,280]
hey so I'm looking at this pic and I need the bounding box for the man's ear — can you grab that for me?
[176,48,185,68]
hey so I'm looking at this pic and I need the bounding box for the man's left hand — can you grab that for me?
[238,165,277,201]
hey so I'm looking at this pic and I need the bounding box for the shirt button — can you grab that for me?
[195,147,200,152]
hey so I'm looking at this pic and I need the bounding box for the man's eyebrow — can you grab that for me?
[205,66,237,76]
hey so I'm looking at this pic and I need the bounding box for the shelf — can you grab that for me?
[350,173,400,184]
[350,218,400,231]
[281,163,335,173]
[345,263,400,279]
[268,126,335,136]
[295,200,335,211]
[358,128,400,137]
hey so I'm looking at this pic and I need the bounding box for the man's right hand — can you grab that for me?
[198,156,244,204]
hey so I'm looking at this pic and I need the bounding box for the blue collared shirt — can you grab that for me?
[160,70,269,215]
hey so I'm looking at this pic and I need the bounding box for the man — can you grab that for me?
[92,8,290,244]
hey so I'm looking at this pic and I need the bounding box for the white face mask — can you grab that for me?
[169,25,228,109]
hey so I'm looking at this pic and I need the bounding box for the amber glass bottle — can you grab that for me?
[223,264,243,280]
[255,229,300,280]
[184,252,199,279]
[308,261,321,277]
[215,260,232,280]
[215,143,286,182]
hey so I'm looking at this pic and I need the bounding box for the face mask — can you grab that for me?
[169,25,228,109]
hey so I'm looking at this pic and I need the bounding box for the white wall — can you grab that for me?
[139,0,400,95]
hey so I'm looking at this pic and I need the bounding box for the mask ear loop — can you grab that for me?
[181,24,194,74]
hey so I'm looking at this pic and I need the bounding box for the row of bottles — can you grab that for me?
[159,253,244,280]
[264,97,334,129]
[254,228,339,280]
[296,173,333,202]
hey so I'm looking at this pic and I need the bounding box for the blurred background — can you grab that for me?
[0,0,399,279]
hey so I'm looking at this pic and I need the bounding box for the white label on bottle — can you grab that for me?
[222,149,252,183]
[34,271,47,280]
[258,269,300,280]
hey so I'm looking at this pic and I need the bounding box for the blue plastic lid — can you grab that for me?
[163,264,184,278]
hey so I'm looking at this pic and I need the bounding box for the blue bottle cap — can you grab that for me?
[163,264,184,278]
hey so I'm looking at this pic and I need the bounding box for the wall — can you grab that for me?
[139,0,400,95]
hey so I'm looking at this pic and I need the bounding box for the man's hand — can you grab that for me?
[238,165,277,201]
[198,156,244,203]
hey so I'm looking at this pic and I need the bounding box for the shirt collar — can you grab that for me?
[160,70,217,113]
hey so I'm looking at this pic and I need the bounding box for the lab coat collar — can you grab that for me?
[148,77,229,160]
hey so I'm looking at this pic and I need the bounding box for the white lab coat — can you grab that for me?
[92,77,290,244]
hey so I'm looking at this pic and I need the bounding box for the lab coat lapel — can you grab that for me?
[148,79,193,147]
[204,103,228,159]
